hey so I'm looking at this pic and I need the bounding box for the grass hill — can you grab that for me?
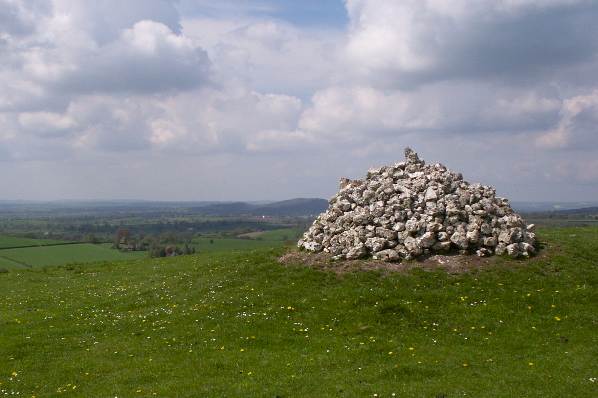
[0,243,145,268]
[0,227,596,397]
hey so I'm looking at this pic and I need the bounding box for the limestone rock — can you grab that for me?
[346,244,367,260]
[298,148,536,261]
[450,230,468,249]
[372,249,400,262]
[419,232,436,248]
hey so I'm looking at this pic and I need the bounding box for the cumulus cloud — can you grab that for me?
[297,83,562,143]
[18,111,76,137]
[50,0,182,43]
[139,88,304,153]
[536,90,598,149]
[52,20,211,94]
[0,0,597,201]
[0,0,210,109]
[183,18,342,95]
[246,129,314,152]
[345,0,598,88]
[0,0,50,37]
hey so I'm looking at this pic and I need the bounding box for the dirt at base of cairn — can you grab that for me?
[278,250,510,275]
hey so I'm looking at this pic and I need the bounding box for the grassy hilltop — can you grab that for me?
[0,227,597,397]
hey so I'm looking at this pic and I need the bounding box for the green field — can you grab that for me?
[249,227,304,241]
[192,236,288,253]
[0,243,145,268]
[0,256,24,270]
[0,227,596,397]
[0,235,67,249]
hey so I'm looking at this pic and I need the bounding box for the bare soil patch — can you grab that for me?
[278,248,549,275]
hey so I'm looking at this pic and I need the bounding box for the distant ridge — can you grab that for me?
[252,198,329,216]
[560,206,598,214]
[532,206,598,215]
[3,199,596,218]
[191,198,329,217]
[513,201,598,212]
[0,198,329,218]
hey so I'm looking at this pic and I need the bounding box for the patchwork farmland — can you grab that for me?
[0,238,144,268]
[0,230,296,269]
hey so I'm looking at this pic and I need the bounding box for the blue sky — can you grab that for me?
[252,0,348,27]
[178,0,348,27]
[0,0,597,201]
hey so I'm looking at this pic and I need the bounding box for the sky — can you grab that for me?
[0,0,597,202]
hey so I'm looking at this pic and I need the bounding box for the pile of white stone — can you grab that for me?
[298,148,536,261]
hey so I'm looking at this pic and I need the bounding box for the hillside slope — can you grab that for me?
[0,227,596,397]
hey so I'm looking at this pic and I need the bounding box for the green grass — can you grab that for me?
[0,256,25,270]
[0,227,596,397]
[253,227,304,241]
[192,236,287,253]
[0,235,67,249]
[0,243,145,267]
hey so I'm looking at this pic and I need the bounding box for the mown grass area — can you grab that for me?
[0,227,596,397]
[0,235,67,249]
[192,236,287,253]
[0,243,145,268]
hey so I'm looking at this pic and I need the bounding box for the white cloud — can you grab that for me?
[0,0,210,109]
[183,18,342,95]
[298,83,562,142]
[344,0,598,88]
[18,111,76,136]
[0,0,49,36]
[143,89,303,153]
[51,20,211,94]
[50,0,181,43]
[7,87,304,157]
[536,90,598,149]
[246,129,313,152]
[1,0,597,201]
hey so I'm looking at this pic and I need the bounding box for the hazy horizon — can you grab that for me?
[1,1,597,202]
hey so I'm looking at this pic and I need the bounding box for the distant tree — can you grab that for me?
[113,228,130,249]
[84,233,99,244]
[182,244,196,255]
[148,239,163,258]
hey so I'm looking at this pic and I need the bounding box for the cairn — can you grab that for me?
[298,148,536,261]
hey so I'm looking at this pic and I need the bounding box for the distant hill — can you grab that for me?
[252,198,329,216]
[192,198,328,217]
[549,206,598,215]
[513,201,598,212]
[526,206,598,216]
[521,205,598,227]
[189,202,255,216]
[0,198,329,218]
